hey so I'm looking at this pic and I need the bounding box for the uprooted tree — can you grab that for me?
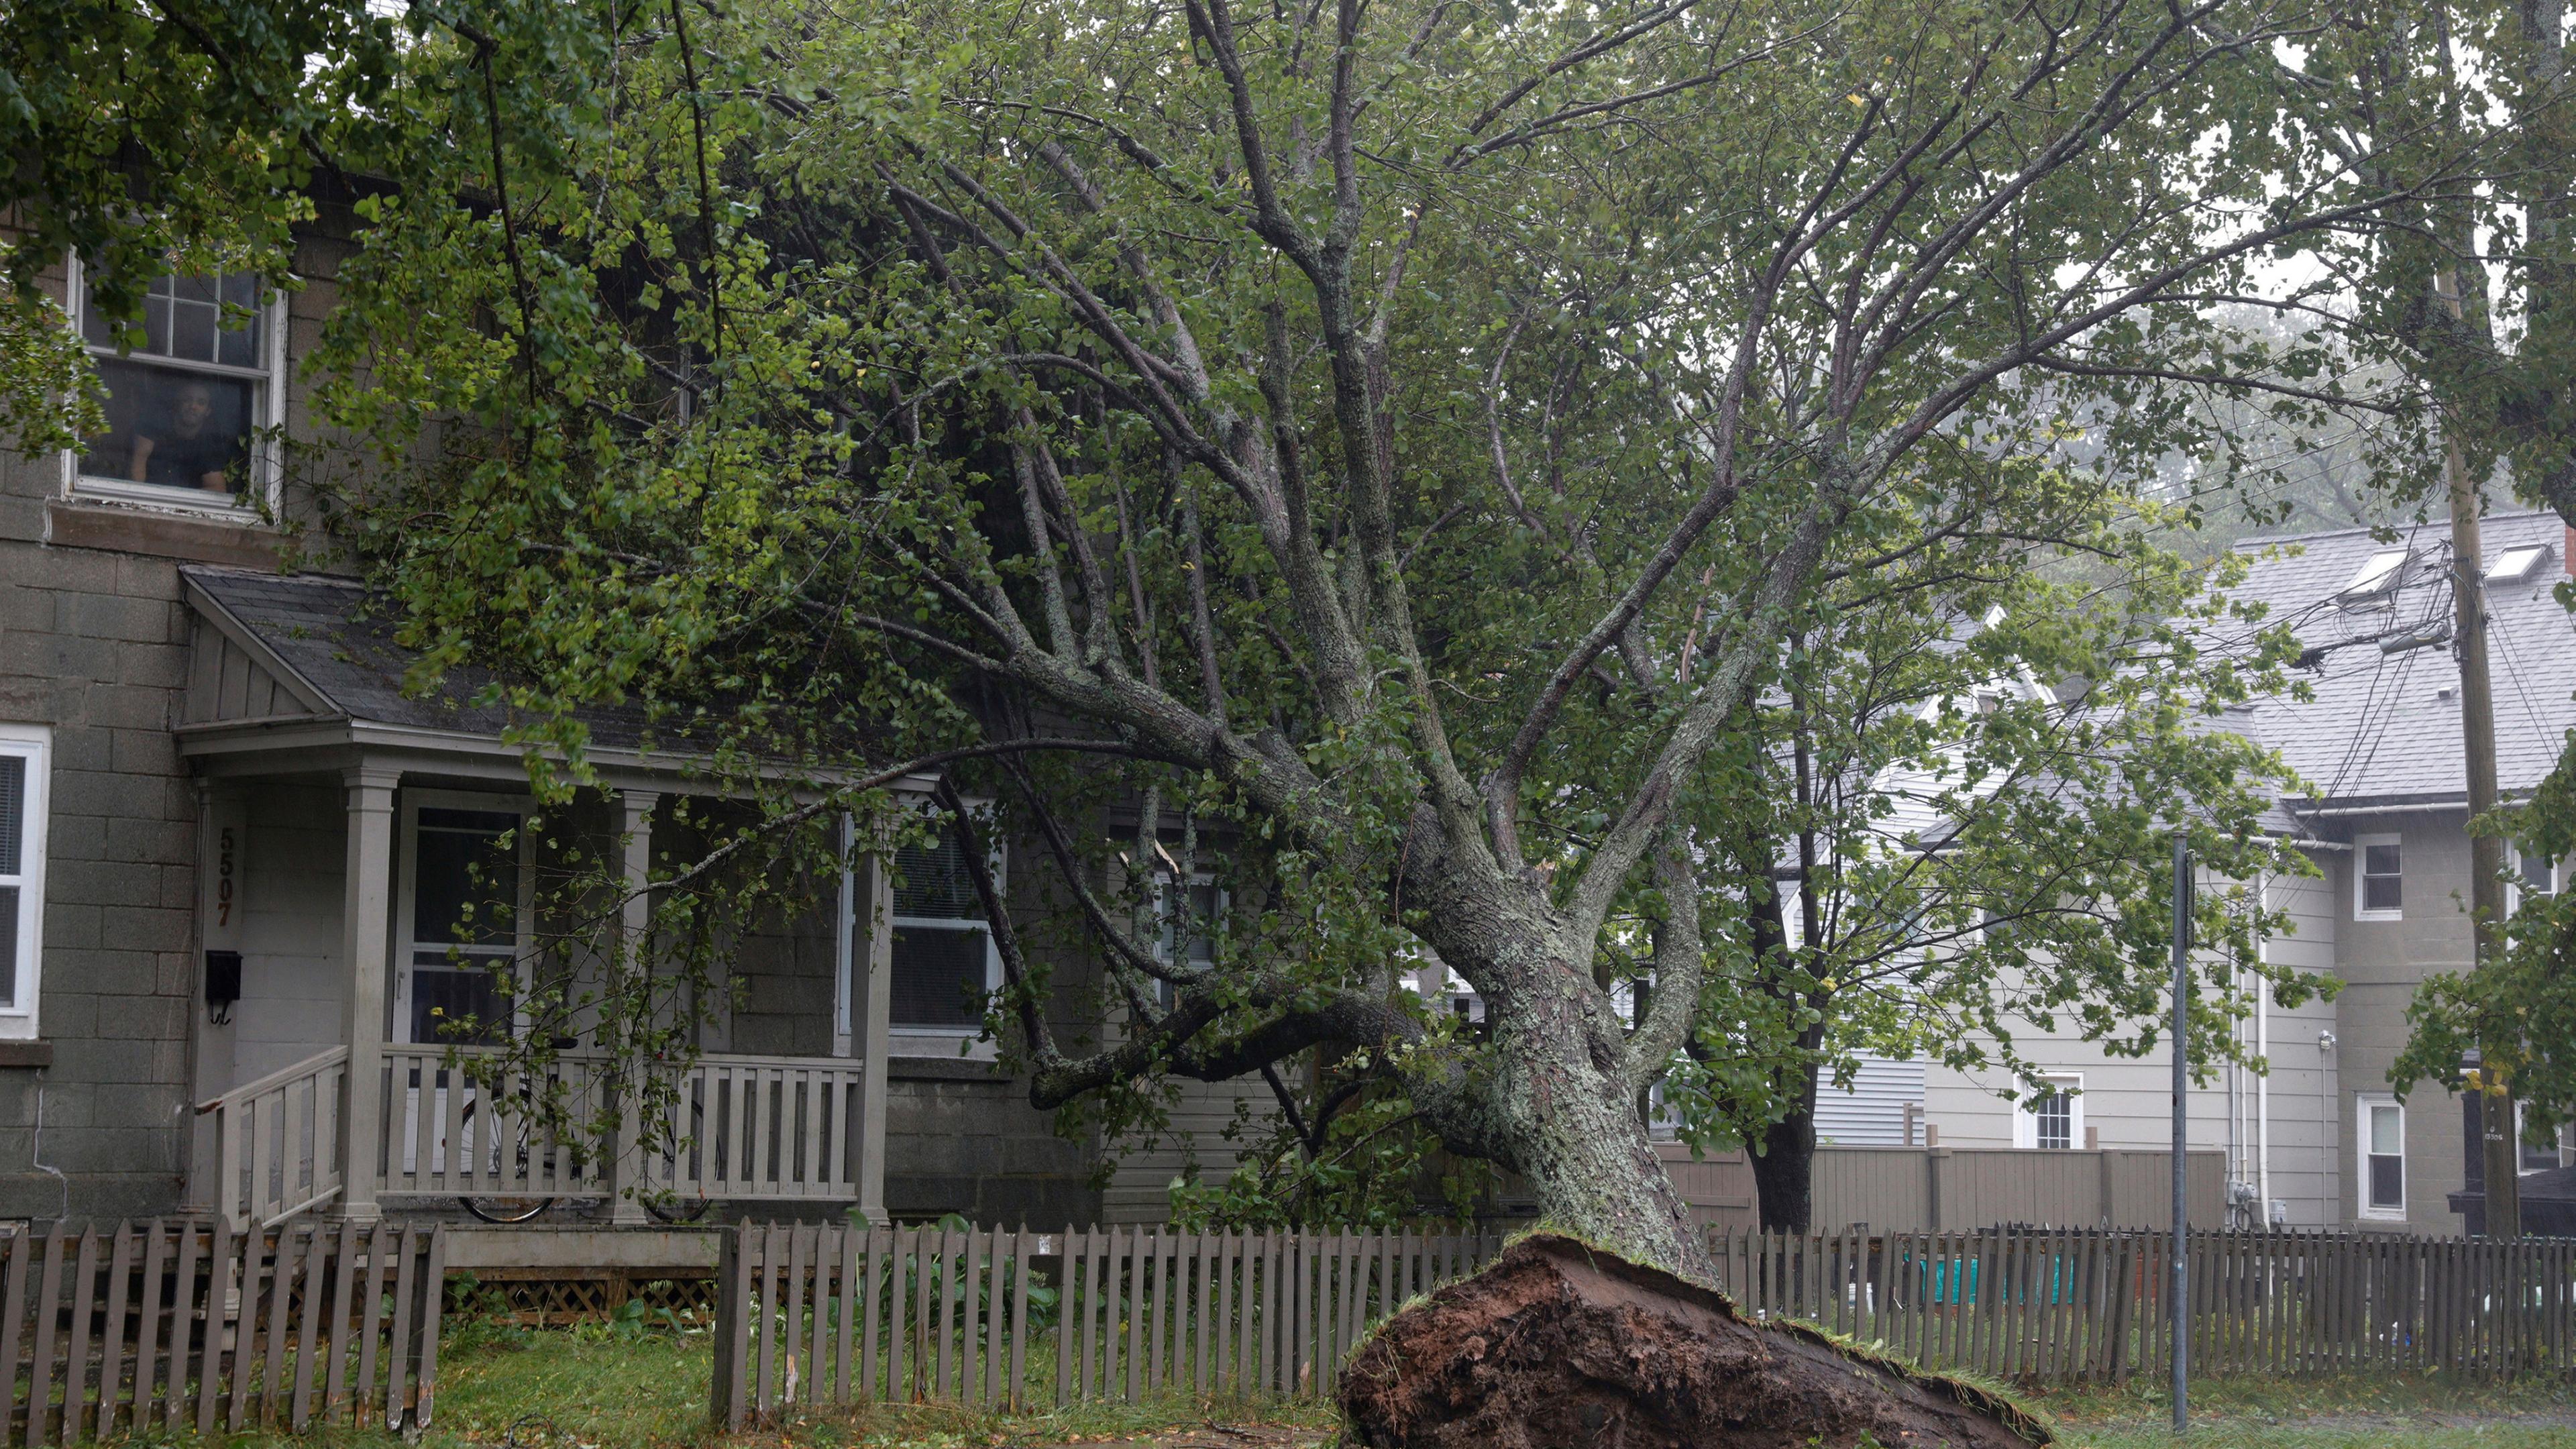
[220,0,2499,1281]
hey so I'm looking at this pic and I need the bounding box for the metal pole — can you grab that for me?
[2171,830,2190,1434]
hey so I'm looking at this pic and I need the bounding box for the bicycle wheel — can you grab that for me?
[455,1096,553,1224]
[643,1193,714,1224]
[639,1099,713,1222]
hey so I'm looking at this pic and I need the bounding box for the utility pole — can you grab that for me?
[2171,830,2191,1435]
[2437,270,2519,1242]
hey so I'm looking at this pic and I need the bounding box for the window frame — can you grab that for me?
[2508,845,2560,918]
[2516,1101,2568,1176]
[391,790,535,1047]
[0,726,52,1042]
[882,798,1005,1055]
[2355,833,2404,921]
[2359,1095,2406,1220]
[2012,1073,2083,1150]
[1146,867,1225,1012]
[60,254,289,518]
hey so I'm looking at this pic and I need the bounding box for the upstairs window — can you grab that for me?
[70,266,282,511]
[888,822,1000,1033]
[2518,1103,2566,1175]
[2511,845,2559,916]
[2356,835,2402,919]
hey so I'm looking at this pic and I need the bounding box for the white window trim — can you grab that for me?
[391,790,535,1046]
[883,796,1004,1057]
[60,254,289,519]
[1146,867,1225,1012]
[2012,1073,2083,1150]
[2508,847,2561,918]
[2514,1101,2569,1175]
[0,726,51,1042]
[2354,833,2404,921]
[2358,1094,2407,1220]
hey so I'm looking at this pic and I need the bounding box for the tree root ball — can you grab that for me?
[1339,1233,2051,1449]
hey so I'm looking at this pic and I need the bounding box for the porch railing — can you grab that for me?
[196,1046,349,1232]
[368,1046,869,1206]
[636,1053,870,1203]
[373,1045,612,1201]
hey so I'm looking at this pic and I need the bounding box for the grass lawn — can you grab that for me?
[253,1321,2573,1448]
[2029,1373,2576,1448]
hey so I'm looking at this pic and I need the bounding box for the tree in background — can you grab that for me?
[1666,499,2332,1231]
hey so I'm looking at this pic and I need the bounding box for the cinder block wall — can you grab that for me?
[0,231,357,1222]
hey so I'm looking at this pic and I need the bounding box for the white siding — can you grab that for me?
[1918,869,2344,1226]
[1815,1055,1926,1145]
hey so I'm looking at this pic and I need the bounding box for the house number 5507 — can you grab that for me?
[215,826,237,927]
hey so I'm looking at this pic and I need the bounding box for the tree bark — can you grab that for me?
[1753,1059,1822,1233]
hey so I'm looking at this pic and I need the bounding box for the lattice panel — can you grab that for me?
[476,1273,717,1326]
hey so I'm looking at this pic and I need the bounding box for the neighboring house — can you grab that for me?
[0,239,1258,1228]
[1914,512,2576,1232]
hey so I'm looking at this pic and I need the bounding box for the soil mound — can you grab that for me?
[1338,1232,2049,1449]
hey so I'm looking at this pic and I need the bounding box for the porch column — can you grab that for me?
[606,790,657,1225]
[338,766,400,1223]
[849,849,894,1226]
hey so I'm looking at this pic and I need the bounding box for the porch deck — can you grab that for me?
[196,1045,878,1232]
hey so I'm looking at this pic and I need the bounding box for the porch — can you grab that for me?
[174,566,908,1232]
[195,1044,878,1229]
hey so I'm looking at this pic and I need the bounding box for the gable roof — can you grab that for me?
[2216,511,2576,810]
[180,566,653,749]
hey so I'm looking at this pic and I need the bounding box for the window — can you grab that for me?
[395,796,529,1045]
[1149,872,1224,1010]
[68,263,283,511]
[2361,1097,2406,1218]
[2517,1103,2566,1175]
[2356,834,2402,919]
[0,727,50,1042]
[888,821,1001,1034]
[2014,1074,2082,1150]
[2510,845,2559,916]
[2487,544,2550,584]
[2338,550,2408,602]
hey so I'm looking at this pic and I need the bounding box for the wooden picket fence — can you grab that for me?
[1711,1226,2576,1383]
[712,1223,1501,1428]
[0,1217,445,1443]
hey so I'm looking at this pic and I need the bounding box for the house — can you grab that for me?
[0,235,1258,1230]
[1894,511,2576,1232]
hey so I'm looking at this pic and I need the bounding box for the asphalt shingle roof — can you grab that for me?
[2219,511,2576,807]
[184,566,653,749]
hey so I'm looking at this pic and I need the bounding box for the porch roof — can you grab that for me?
[175,566,702,786]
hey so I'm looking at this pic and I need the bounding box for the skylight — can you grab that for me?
[2487,543,2549,584]
[2338,549,2408,600]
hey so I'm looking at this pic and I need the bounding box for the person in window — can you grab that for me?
[127,379,241,493]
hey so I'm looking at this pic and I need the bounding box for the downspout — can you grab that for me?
[2256,879,2271,1220]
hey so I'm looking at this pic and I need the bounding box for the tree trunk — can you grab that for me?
[1488,976,1714,1279]
[1753,1058,1821,1232]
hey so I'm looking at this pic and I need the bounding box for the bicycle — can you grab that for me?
[453,1084,714,1224]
